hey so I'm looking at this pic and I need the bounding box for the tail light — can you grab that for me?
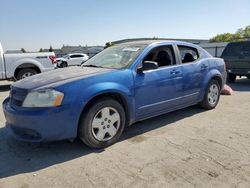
[49,55,57,64]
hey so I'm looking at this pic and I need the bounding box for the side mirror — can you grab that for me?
[137,61,158,73]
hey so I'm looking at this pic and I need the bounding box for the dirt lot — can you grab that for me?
[0,79,250,188]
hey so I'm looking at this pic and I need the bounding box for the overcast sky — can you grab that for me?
[0,0,249,51]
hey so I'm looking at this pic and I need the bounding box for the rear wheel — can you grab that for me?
[16,68,38,80]
[227,73,236,83]
[200,79,220,110]
[78,98,126,148]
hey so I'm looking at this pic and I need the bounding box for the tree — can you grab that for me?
[210,33,241,42]
[210,25,250,42]
[236,25,250,38]
[39,48,43,52]
[49,45,53,52]
[20,48,26,53]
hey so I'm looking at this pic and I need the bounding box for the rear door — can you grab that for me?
[176,45,207,103]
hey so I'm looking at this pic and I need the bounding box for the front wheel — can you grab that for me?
[78,98,126,148]
[61,62,68,68]
[200,80,221,110]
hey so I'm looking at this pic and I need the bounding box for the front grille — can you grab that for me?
[10,87,28,107]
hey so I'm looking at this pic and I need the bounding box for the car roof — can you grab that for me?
[116,40,199,48]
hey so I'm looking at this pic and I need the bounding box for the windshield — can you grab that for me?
[62,55,69,59]
[83,44,146,69]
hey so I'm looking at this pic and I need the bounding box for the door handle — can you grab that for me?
[170,70,181,74]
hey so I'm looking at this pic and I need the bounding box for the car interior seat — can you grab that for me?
[183,52,195,63]
[156,51,171,67]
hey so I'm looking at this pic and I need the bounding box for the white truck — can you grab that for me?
[0,42,56,81]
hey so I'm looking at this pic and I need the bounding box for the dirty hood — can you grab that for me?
[12,66,115,90]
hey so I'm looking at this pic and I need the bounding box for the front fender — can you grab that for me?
[80,82,135,124]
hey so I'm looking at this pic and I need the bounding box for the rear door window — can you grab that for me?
[177,45,199,63]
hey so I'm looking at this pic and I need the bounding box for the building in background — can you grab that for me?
[199,42,228,57]
[10,38,230,58]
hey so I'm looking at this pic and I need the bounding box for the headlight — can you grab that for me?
[22,89,64,108]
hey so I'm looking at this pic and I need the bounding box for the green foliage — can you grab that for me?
[39,48,43,52]
[210,25,250,42]
[236,25,250,38]
[210,33,241,42]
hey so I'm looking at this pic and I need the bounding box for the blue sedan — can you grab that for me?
[3,41,226,148]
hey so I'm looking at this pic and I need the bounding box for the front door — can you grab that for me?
[134,45,183,120]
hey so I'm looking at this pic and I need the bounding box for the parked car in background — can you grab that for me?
[0,42,56,81]
[56,53,89,67]
[3,41,226,148]
[221,41,250,82]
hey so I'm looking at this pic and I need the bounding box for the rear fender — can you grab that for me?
[199,69,222,100]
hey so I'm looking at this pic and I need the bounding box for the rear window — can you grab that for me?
[222,41,250,57]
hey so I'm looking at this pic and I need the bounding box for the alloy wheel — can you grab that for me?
[91,107,121,142]
[208,84,219,106]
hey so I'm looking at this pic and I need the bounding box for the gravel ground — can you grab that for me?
[0,79,250,188]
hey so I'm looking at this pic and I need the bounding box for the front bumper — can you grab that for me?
[3,97,79,142]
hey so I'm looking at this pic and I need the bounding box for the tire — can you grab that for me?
[200,79,221,110]
[78,98,126,148]
[16,68,38,80]
[61,62,68,68]
[227,73,236,83]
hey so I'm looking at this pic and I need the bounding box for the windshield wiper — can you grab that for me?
[81,64,104,68]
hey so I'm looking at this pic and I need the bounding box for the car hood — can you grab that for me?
[12,66,115,90]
